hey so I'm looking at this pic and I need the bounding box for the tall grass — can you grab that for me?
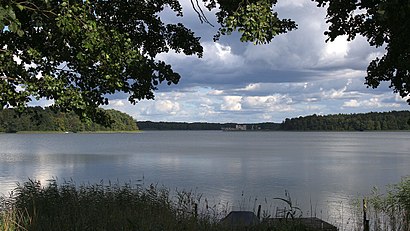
[4,177,409,230]
[365,176,410,231]
[0,179,306,231]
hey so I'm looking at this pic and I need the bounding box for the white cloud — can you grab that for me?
[343,97,401,109]
[243,95,295,113]
[317,78,365,100]
[243,83,261,91]
[343,99,360,108]
[202,42,245,69]
[323,36,349,57]
[209,90,224,95]
[277,0,307,8]
[319,36,350,66]
[221,96,242,111]
[322,86,349,99]
[155,100,181,114]
[395,94,410,103]
[110,99,125,107]
[198,103,219,117]
[243,94,292,108]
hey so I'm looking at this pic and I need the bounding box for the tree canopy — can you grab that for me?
[0,0,205,122]
[1,0,409,123]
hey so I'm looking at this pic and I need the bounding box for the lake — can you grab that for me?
[1,131,410,228]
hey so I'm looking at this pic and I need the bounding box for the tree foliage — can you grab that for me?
[314,0,410,103]
[0,0,203,122]
[0,106,138,133]
[200,0,297,43]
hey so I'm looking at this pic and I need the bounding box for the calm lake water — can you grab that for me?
[1,131,410,228]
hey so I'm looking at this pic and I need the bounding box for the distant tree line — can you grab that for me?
[137,121,234,130]
[0,107,138,133]
[3,109,409,132]
[137,121,283,130]
[281,111,410,131]
[138,111,410,131]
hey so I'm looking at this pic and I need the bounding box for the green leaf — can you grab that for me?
[17,29,24,37]
[16,4,24,11]
[7,7,16,20]
[9,22,17,32]
[0,7,6,19]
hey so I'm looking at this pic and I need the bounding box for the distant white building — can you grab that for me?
[222,124,260,131]
[236,125,247,130]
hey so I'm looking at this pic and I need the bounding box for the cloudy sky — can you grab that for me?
[103,0,409,123]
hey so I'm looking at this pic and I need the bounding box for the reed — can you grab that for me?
[364,176,410,231]
[10,177,410,231]
[0,179,306,231]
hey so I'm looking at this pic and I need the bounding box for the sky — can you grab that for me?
[36,0,410,123]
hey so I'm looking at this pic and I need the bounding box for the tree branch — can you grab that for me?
[0,75,17,81]
[191,0,214,27]
[17,0,57,17]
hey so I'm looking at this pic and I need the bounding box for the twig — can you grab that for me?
[18,1,57,17]
[191,0,214,27]
[0,75,17,81]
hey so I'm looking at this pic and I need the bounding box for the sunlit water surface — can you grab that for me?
[1,131,410,229]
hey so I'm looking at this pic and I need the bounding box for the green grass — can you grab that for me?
[364,176,410,231]
[0,179,306,231]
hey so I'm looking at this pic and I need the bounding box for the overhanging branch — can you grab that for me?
[190,0,214,27]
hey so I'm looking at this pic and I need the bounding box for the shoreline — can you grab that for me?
[0,130,141,134]
[2,130,410,134]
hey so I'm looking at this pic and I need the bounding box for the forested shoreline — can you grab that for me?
[281,111,410,131]
[0,107,138,133]
[2,108,410,132]
[138,111,410,131]
[137,121,282,131]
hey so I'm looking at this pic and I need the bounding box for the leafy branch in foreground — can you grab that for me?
[1,0,202,123]
[202,0,297,44]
